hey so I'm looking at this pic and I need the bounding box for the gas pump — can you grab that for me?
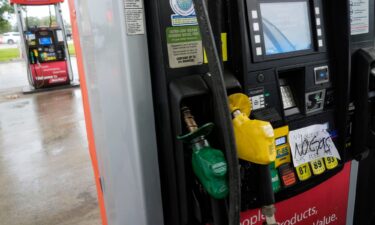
[11,0,78,92]
[69,0,357,224]
[145,0,351,224]
[226,1,351,223]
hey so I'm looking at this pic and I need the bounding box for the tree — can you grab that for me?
[25,16,57,28]
[25,16,41,28]
[40,16,57,27]
[0,0,14,33]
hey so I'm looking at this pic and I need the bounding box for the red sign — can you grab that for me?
[30,61,69,87]
[241,162,351,225]
[10,0,63,5]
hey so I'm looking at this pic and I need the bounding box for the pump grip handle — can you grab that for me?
[258,164,275,206]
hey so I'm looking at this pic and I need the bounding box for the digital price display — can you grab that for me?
[275,136,287,146]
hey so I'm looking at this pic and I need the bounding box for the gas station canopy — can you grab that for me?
[10,0,64,5]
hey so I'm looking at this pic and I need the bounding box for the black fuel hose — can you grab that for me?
[192,1,241,225]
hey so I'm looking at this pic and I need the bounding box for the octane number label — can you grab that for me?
[310,158,326,175]
[296,163,312,181]
[324,157,338,170]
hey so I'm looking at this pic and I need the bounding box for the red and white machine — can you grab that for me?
[11,0,74,90]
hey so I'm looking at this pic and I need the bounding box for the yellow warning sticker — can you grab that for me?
[204,33,228,63]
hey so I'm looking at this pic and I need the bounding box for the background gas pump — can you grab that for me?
[351,49,375,159]
[350,17,375,225]
[351,49,375,225]
[11,0,78,92]
[346,0,375,223]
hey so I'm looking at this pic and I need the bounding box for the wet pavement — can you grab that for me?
[0,60,28,91]
[0,57,79,92]
[0,59,101,225]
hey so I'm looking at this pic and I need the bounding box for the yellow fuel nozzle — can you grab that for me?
[228,93,276,165]
[229,93,278,224]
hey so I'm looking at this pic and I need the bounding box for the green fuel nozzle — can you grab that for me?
[177,106,229,199]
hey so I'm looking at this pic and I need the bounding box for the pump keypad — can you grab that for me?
[280,86,296,109]
[250,95,265,110]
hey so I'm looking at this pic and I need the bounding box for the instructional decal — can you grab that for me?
[288,124,341,167]
[350,0,369,35]
[166,26,203,68]
[170,0,198,26]
[124,0,145,35]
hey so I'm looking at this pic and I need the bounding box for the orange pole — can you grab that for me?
[67,1,108,225]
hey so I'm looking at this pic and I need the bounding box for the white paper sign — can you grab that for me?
[289,124,341,167]
[350,0,370,35]
[124,0,145,35]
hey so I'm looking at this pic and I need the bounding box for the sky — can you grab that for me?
[9,2,71,26]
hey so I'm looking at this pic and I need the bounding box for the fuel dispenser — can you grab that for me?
[11,0,77,92]
[145,0,351,224]
[69,0,358,224]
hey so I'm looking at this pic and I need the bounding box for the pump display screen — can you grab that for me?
[39,37,52,46]
[260,1,312,55]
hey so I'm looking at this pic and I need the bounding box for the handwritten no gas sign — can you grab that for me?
[289,124,341,167]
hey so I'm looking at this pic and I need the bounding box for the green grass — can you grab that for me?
[0,44,76,62]
[0,48,20,62]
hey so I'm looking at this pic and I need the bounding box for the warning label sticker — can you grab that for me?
[124,0,145,35]
[350,0,369,35]
[166,26,203,68]
[124,0,143,8]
